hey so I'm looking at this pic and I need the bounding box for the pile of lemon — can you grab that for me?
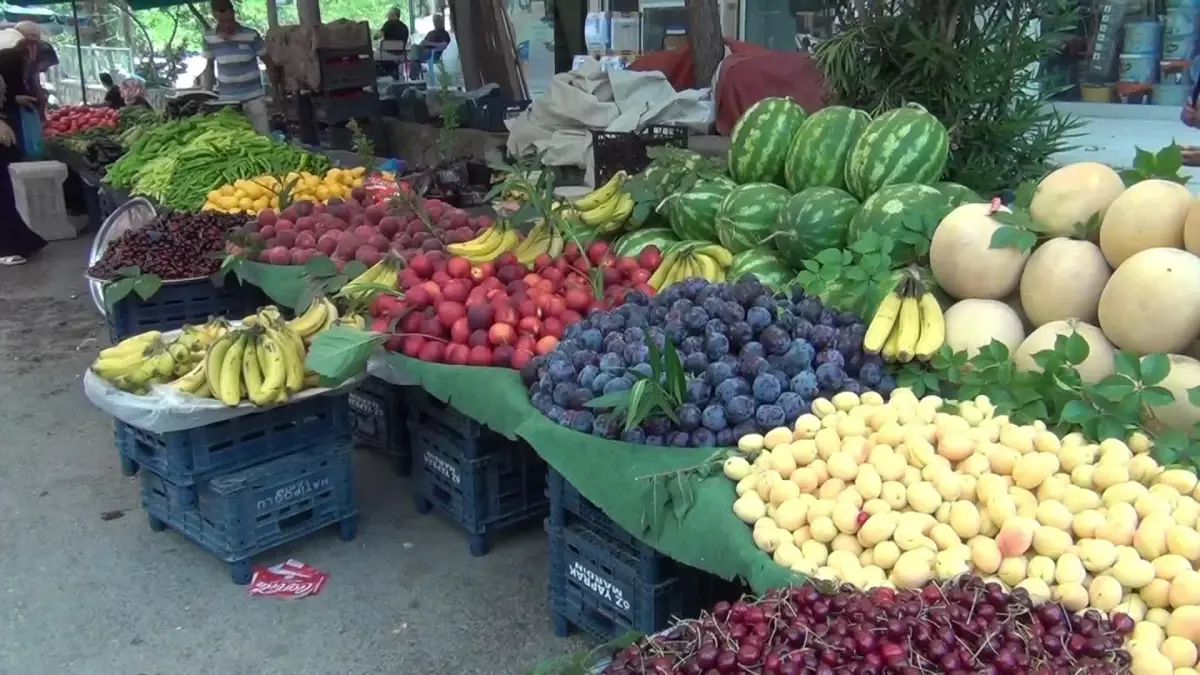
[201,166,369,214]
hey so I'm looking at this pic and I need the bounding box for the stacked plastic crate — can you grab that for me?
[117,395,359,583]
[408,389,548,556]
[546,469,743,642]
[347,376,411,475]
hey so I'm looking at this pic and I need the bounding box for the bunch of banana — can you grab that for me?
[286,296,339,346]
[445,223,521,263]
[863,272,945,363]
[572,171,634,234]
[645,243,734,291]
[336,257,401,303]
[336,312,367,329]
[512,219,565,266]
[182,307,310,406]
[93,318,233,393]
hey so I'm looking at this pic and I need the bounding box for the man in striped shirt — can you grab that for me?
[201,0,273,134]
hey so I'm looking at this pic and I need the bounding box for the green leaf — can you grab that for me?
[1114,351,1141,379]
[665,474,695,522]
[132,274,163,300]
[814,248,845,266]
[1060,399,1096,424]
[625,379,653,431]
[663,341,685,403]
[989,226,1024,250]
[1139,353,1171,386]
[1189,385,1200,407]
[646,338,663,381]
[1132,147,1156,173]
[103,277,137,308]
[1090,374,1134,401]
[985,339,1010,363]
[1094,416,1128,441]
[584,392,630,411]
[1157,142,1184,175]
[342,260,368,281]
[1063,331,1090,365]
[304,254,337,278]
[1142,385,1176,409]
[304,326,385,381]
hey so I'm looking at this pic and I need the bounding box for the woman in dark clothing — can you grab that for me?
[100,72,124,109]
[0,29,47,265]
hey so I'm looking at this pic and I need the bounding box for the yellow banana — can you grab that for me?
[151,350,177,379]
[694,244,734,268]
[268,324,306,393]
[217,333,248,406]
[547,230,564,258]
[572,170,626,211]
[606,193,634,227]
[913,292,946,361]
[313,297,340,337]
[894,296,922,363]
[171,360,208,394]
[338,313,367,329]
[98,331,161,360]
[881,322,902,362]
[646,251,680,290]
[578,197,620,228]
[205,333,235,398]
[692,253,721,282]
[242,334,265,405]
[287,298,329,338]
[253,335,288,405]
[92,346,153,381]
[446,226,504,257]
[515,226,552,265]
[303,371,321,389]
[464,229,519,263]
[863,290,904,355]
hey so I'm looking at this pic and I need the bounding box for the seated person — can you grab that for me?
[120,78,152,108]
[100,72,124,109]
[420,14,451,62]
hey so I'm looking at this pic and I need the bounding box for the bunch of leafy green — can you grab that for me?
[895,334,1200,471]
[1121,143,1189,187]
[101,266,164,307]
[814,0,1085,194]
[586,339,686,432]
[623,148,728,229]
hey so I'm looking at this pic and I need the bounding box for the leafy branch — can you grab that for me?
[102,265,164,307]
[585,338,686,431]
[793,231,901,318]
[295,255,368,312]
[1120,142,1189,187]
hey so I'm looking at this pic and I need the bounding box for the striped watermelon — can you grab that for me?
[775,187,860,267]
[613,228,679,258]
[846,183,952,265]
[714,183,792,254]
[728,97,807,186]
[728,249,792,288]
[934,181,982,209]
[661,177,736,242]
[844,103,950,200]
[783,106,871,192]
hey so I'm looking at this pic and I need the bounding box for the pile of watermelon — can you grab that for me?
[614,96,983,294]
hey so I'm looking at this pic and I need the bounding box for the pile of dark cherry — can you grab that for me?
[600,576,1134,675]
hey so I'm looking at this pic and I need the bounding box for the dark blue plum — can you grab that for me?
[642,415,672,437]
[715,428,736,447]
[547,405,567,424]
[818,308,836,326]
[690,428,717,448]
[553,382,577,407]
[701,404,728,431]
[623,342,650,366]
[684,376,712,405]
[605,335,628,355]
[776,392,804,421]
[791,318,813,340]
[599,353,626,373]
[681,277,709,297]
[809,324,836,349]
[571,410,596,433]
[591,372,614,395]
[715,377,751,404]
[701,296,725,317]
[646,327,666,349]
[836,311,861,326]
[630,363,653,379]
[790,371,819,398]
[877,375,897,397]
[650,306,670,324]
[684,307,710,332]
[719,301,746,324]
[815,349,846,369]
[790,286,808,303]
[606,312,626,331]
[670,299,693,314]
[728,321,754,349]
[726,395,755,424]
[732,420,759,440]
[549,360,576,383]
[752,295,776,311]
[761,325,791,355]
[564,324,584,341]
[739,342,766,360]
[645,435,665,446]
[580,328,604,352]
[531,392,553,413]
[815,362,845,391]
[683,352,709,374]
[556,340,580,358]
[840,379,864,395]
[567,388,594,408]
[770,369,790,393]
[536,373,552,391]
[592,413,619,439]
[858,358,884,387]
[624,326,647,344]
[704,333,731,360]
[755,404,787,430]
[680,335,704,355]
[845,352,864,377]
[570,349,598,370]
[620,427,647,444]
[603,377,633,395]
[781,339,816,376]
[738,354,769,379]
[795,298,823,322]
[624,290,649,306]
[664,320,687,345]
[667,431,691,447]
[677,404,703,431]
[746,306,773,332]
[704,318,729,340]
[707,360,734,384]
[752,373,783,403]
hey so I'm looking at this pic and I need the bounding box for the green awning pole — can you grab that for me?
[71,0,85,103]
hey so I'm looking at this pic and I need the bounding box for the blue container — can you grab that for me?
[1120,53,1159,83]
[405,388,506,460]
[105,277,265,343]
[1164,34,1197,60]
[1123,20,1163,54]
[1163,60,1194,84]
[142,444,358,584]
[115,394,351,488]
[348,376,411,475]
[411,416,548,556]
[113,420,139,477]
[1168,0,1200,12]
[1156,83,1193,105]
[1165,9,1198,37]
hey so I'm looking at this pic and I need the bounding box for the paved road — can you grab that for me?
[0,237,588,675]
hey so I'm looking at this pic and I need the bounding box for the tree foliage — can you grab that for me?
[813,0,1086,194]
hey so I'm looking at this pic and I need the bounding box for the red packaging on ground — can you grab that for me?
[248,559,329,599]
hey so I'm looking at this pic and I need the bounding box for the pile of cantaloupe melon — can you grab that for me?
[926,163,1200,433]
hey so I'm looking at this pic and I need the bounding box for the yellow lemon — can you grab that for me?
[237,197,254,210]
[252,197,270,212]
[218,195,238,209]
[315,185,330,201]
[219,184,236,196]
[207,190,222,202]
[350,166,365,177]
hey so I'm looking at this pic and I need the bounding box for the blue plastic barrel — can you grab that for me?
[1123,20,1163,54]
[1119,53,1159,83]
[1155,83,1192,105]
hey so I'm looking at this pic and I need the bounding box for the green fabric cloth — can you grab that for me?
[231,260,309,310]
[373,352,798,594]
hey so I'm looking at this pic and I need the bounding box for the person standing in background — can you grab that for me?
[0,28,46,265]
[13,21,55,120]
[100,73,124,109]
[201,0,274,134]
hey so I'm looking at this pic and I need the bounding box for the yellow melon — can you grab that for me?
[1013,320,1115,383]
[929,203,1030,300]
[1028,162,1126,238]
[1019,238,1111,327]
[1099,179,1191,268]
[943,299,1026,358]
[1097,247,1200,355]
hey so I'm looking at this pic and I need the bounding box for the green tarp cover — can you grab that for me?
[369,352,798,594]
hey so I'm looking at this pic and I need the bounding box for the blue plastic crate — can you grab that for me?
[113,420,139,476]
[348,376,410,475]
[141,444,357,584]
[411,420,547,556]
[106,277,265,342]
[546,469,664,583]
[548,521,689,643]
[115,394,351,488]
[407,389,513,459]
